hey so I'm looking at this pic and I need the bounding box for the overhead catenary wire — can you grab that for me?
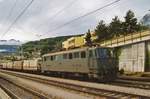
[10,0,77,39]
[42,0,121,36]
[35,0,77,30]
[15,25,41,37]
[1,0,18,29]
[0,0,34,40]
[1,0,121,41]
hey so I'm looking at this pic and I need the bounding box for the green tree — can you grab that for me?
[123,10,138,34]
[41,45,54,55]
[109,16,123,37]
[95,20,109,41]
[54,41,63,51]
[84,29,92,46]
[136,23,149,31]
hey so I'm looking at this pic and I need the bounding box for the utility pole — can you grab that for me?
[20,45,23,60]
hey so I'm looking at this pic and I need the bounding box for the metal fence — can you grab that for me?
[100,30,150,47]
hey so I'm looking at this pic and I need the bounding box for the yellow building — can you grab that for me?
[62,41,69,49]
[62,36,84,49]
[62,32,97,49]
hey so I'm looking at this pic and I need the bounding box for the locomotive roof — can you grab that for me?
[42,46,111,57]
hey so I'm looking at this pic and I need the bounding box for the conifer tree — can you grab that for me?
[95,20,108,41]
[123,10,138,34]
[109,16,123,37]
[85,29,92,46]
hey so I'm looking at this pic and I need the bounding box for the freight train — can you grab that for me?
[1,47,117,81]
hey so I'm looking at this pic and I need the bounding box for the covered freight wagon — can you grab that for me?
[6,62,14,69]
[1,62,13,69]
[23,60,30,70]
[1,63,7,69]
[23,59,41,71]
[0,63,2,68]
[13,61,23,70]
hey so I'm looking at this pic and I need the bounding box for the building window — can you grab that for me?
[81,51,86,58]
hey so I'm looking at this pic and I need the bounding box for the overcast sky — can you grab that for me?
[0,0,149,41]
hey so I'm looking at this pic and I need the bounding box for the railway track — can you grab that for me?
[118,75,150,82]
[0,77,49,99]
[0,70,150,99]
[109,79,150,90]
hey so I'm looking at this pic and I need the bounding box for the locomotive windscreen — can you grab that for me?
[96,48,112,58]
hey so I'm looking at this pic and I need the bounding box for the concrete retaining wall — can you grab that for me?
[119,42,145,72]
[145,41,150,72]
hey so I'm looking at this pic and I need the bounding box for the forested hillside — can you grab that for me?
[21,35,82,57]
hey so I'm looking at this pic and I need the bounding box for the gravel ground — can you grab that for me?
[0,72,95,99]
[5,70,150,97]
[0,78,41,99]
[0,87,11,99]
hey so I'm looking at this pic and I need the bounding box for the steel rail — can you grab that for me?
[0,77,49,99]
[1,70,149,99]
[109,79,150,90]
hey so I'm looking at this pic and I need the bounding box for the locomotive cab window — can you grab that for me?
[96,48,111,58]
[56,54,63,61]
[81,51,86,58]
[69,53,73,59]
[74,52,79,58]
[63,54,68,59]
[89,50,94,57]
[51,56,54,61]
[51,55,56,61]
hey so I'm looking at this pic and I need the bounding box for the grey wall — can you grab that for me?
[118,42,145,72]
[145,41,150,72]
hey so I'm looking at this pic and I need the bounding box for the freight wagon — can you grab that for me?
[6,62,13,69]
[13,61,23,70]
[23,59,41,71]
[0,64,2,68]
[1,63,7,69]
[1,59,41,72]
